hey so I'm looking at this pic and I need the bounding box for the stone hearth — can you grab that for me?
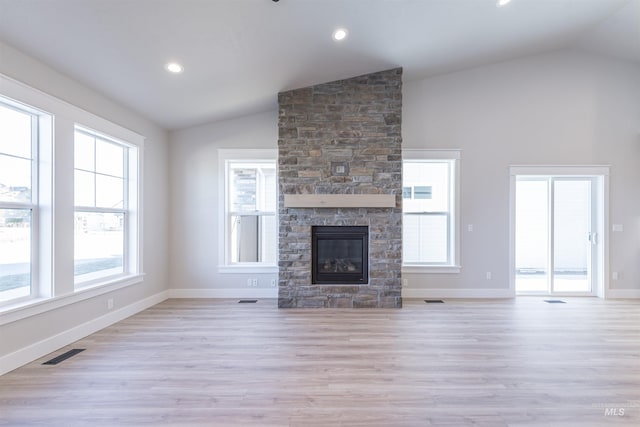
[277,68,403,308]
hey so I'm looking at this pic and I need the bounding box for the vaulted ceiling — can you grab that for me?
[1,0,638,130]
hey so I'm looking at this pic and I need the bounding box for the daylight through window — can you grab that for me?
[74,128,135,285]
[0,100,38,303]
[402,150,460,269]
[226,161,277,265]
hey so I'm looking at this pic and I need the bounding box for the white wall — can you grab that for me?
[0,41,170,367]
[167,49,639,299]
[402,50,640,296]
[169,110,278,297]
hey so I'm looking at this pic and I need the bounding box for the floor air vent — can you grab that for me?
[43,348,85,365]
[544,300,566,304]
[425,300,444,304]
[238,300,258,304]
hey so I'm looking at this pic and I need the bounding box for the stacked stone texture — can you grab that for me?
[277,68,403,308]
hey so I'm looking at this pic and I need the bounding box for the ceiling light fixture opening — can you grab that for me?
[497,0,512,6]
[332,28,348,42]
[165,62,184,73]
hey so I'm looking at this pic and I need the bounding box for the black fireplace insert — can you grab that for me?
[311,226,368,284]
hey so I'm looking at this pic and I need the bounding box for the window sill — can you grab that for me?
[402,265,461,274]
[75,271,139,290]
[0,273,144,326]
[218,264,278,274]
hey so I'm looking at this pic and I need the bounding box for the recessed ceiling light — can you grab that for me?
[332,28,348,42]
[165,62,184,74]
[497,0,512,6]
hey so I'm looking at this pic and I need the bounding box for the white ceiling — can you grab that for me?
[0,0,638,130]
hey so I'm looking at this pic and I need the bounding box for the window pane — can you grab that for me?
[74,170,95,207]
[0,208,31,302]
[261,167,277,212]
[553,180,591,292]
[95,138,124,177]
[403,162,449,212]
[515,180,549,293]
[74,131,95,171]
[74,127,134,286]
[230,163,276,213]
[0,155,32,203]
[226,158,276,266]
[260,215,277,263]
[402,187,411,199]
[414,186,432,199]
[0,103,32,159]
[231,167,256,211]
[96,175,124,209]
[74,211,124,281]
[403,214,448,263]
[229,214,276,263]
[230,214,259,262]
[403,159,454,265]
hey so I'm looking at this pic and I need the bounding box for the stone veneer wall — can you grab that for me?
[277,68,403,308]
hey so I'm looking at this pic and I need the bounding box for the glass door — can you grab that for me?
[515,176,597,295]
[515,179,549,293]
[552,179,592,293]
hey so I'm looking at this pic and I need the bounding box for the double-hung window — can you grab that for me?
[219,149,277,271]
[1,73,142,317]
[402,150,460,271]
[0,100,39,303]
[74,127,138,286]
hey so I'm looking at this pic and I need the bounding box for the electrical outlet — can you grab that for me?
[612,272,619,280]
[270,279,277,287]
[402,278,408,287]
[247,278,253,287]
[468,224,473,232]
[251,278,258,287]
[107,298,114,310]
[486,272,492,280]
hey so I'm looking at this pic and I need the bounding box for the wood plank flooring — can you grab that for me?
[1,297,639,426]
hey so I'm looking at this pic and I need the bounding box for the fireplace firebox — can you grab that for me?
[311,226,368,284]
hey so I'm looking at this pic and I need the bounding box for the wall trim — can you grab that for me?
[402,288,514,299]
[0,276,145,326]
[0,290,168,376]
[606,289,640,299]
[168,288,278,299]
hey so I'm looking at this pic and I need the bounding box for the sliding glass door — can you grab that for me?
[515,176,597,295]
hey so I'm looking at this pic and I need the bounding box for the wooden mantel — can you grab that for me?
[283,194,396,208]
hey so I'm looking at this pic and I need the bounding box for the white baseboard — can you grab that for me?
[0,290,169,376]
[606,289,640,299]
[170,287,515,300]
[168,288,278,299]
[402,288,514,299]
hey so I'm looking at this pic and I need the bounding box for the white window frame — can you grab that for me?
[509,165,609,298]
[0,72,143,321]
[73,125,140,288]
[217,149,277,273]
[0,98,52,307]
[402,149,461,273]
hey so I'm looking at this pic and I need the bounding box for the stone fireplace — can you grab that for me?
[277,68,403,308]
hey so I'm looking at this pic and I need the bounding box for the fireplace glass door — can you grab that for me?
[312,226,368,284]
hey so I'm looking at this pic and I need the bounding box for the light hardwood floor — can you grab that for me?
[1,298,639,426]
